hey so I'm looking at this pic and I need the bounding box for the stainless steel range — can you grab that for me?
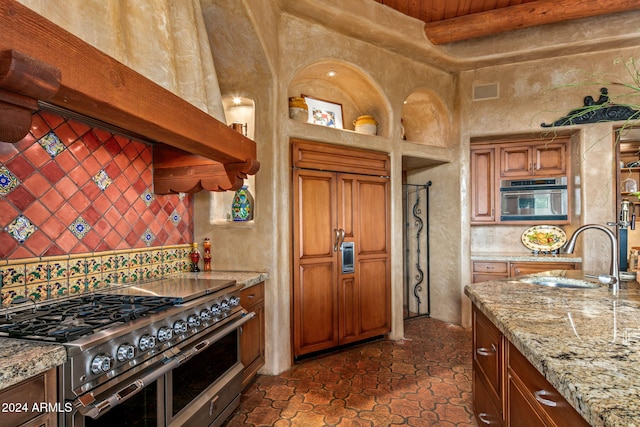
[0,276,253,427]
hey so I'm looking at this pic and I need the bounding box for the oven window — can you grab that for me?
[85,380,159,427]
[171,330,238,416]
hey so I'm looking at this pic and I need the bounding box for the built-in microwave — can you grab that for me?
[499,177,568,221]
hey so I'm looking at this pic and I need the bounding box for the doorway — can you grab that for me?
[402,182,432,320]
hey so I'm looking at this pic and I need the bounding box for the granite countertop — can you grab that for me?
[471,252,582,262]
[465,271,640,427]
[179,270,268,288]
[0,270,268,393]
[0,340,67,391]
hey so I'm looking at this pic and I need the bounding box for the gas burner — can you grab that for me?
[0,292,182,343]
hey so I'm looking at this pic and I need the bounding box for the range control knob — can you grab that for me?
[173,320,188,335]
[210,303,221,316]
[187,314,201,328]
[90,354,112,375]
[139,334,156,351]
[229,296,240,307]
[220,299,230,312]
[157,327,173,342]
[116,344,136,362]
[200,309,212,322]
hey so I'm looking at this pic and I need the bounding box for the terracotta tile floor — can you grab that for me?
[224,317,479,427]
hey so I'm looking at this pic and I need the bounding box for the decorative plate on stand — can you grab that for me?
[521,225,567,252]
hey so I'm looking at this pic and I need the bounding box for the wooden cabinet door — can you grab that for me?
[471,147,496,223]
[500,146,532,177]
[292,169,339,356]
[240,283,265,385]
[473,306,504,425]
[533,143,566,176]
[339,174,390,345]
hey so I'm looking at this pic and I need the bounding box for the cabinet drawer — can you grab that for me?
[510,262,577,278]
[473,262,508,274]
[0,373,48,427]
[241,283,264,309]
[507,342,589,427]
[474,370,504,426]
[473,273,508,284]
[474,308,502,400]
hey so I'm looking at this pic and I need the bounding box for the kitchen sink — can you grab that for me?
[519,276,602,289]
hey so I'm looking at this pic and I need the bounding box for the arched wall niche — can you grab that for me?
[288,59,390,137]
[208,94,256,224]
[402,89,450,146]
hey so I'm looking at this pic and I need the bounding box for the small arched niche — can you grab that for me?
[209,95,256,224]
[402,90,449,146]
[288,60,389,137]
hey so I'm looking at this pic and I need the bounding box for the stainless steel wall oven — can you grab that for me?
[499,177,568,221]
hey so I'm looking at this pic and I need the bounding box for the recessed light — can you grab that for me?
[233,97,242,105]
[327,70,337,77]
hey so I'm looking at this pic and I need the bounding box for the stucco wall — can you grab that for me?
[18,0,226,121]
[198,2,461,374]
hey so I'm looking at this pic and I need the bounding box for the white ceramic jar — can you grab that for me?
[353,115,377,135]
[289,97,309,123]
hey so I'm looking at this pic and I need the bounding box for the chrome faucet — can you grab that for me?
[563,224,619,289]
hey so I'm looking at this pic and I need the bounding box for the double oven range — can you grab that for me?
[0,276,253,427]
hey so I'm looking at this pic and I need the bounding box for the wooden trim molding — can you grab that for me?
[153,144,260,193]
[0,0,259,193]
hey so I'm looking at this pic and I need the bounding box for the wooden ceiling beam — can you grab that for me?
[424,0,640,44]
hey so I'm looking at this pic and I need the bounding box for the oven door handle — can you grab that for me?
[176,311,255,364]
[78,355,181,419]
[78,311,256,419]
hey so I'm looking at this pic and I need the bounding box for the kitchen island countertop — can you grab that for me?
[465,272,640,427]
[0,270,268,392]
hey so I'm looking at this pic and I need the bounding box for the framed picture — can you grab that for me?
[302,95,343,129]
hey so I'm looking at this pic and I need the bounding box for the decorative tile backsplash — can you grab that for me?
[0,109,196,306]
[0,109,193,259]
[1,245,192,306]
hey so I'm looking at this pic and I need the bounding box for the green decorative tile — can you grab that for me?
[86,257,102,275]
[38,132,66,158]
[48,261,68,283]
[26,283,46,302]
[92,169,112,191]
[140,251,153,266]
[6,215,37,243]
[25,260,47,284]
[87,275,104,290]
[1,265,25,287]
[68,258,86,278]
[2,284,26,307]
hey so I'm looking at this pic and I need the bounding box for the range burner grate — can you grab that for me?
[0,293,181,343]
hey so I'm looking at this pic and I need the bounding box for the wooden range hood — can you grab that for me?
[0,0,259,194]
